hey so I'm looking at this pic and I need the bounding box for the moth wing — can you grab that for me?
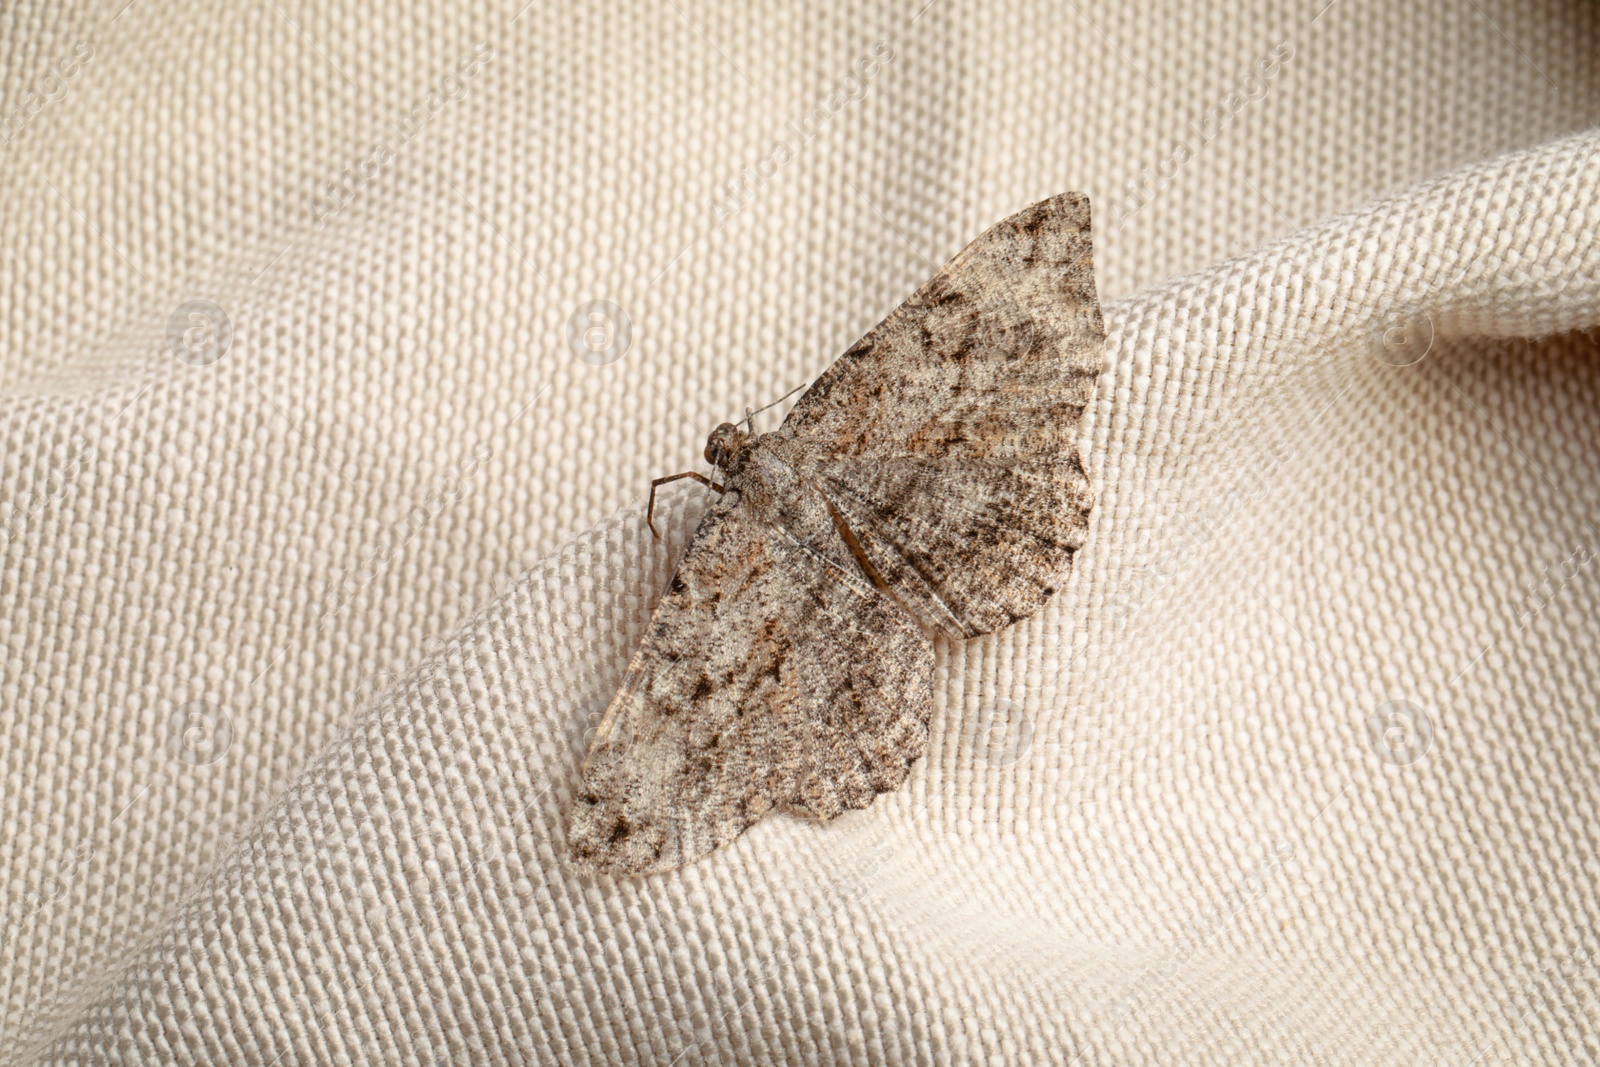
[774,191,1105,638]
[808,452,1093,638]
[568,494,933,877]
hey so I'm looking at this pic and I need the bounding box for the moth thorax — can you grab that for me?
[704,422,750,472]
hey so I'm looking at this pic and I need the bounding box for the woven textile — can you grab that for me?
[2,0,1598,1063]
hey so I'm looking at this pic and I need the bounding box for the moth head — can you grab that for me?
[703,422,749,471]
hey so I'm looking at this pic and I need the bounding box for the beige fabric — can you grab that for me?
[2,0,1598,1062]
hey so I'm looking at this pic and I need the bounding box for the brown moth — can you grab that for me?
[569,192,1103,876]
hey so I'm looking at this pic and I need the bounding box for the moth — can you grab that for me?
[569,192,1103,875]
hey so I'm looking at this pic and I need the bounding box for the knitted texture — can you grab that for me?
[1,0,1598,1063]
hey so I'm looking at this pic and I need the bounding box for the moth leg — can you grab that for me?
[647,471,725,539]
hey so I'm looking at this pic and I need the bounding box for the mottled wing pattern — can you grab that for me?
[772,192,1103,638]
[568,494,933,877]
[571,193,1102,875]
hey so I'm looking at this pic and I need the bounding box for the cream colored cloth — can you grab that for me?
[3,0,1598,1063]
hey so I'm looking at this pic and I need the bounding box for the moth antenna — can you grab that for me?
[741,380,808,431]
